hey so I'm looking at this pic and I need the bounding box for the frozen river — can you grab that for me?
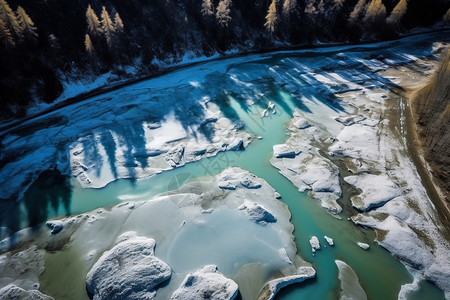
[1,32,449,299]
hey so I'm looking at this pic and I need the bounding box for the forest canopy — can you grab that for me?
[0,0,449,119]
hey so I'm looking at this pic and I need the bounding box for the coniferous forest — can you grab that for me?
[0,0,449,119]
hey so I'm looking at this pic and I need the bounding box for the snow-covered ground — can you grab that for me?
[267,37,450,296]
[0,168,313,300]
[1,31,450,299]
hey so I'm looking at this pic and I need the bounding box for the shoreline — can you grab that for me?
[1,28,449,138]
[401,84,450,234]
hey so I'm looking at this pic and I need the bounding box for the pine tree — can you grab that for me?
[0,18,14,46]
[305,0,324,16]
[15,6,37,40]
[282,0,297,17]
[349,0,366,24]
[265,0,278,33]
[201,0,214,17]
[216,0,231,27]
[363,0,386,25]
[86,5,101,36]
[85,33,95,54]
[114,12,124,33]
[0,0,22,41]
[386,0,407,25]
[100,6,115,47]
[332,0,345,10]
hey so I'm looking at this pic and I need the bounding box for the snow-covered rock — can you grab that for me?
[0,246,45,291]
[335,260,367,300]
[344,174,402,211]
[1,168,312,300]
[357,242,370,250]
[272,149,342,214]
[260,267,316,300]
[86,233,171,300]
[329,124,379,161]
[309,236,321,253]
[0,284,54,300]
[324,236,334,246]
[273,144,296,158]
[240,176,262,189]
[292,117,311,129]
[171,265,238,300]
[238,201,277,224]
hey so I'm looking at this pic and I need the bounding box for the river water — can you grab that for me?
[3,33,449,299]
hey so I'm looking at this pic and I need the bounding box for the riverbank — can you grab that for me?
[269,38,450,297]
[1,28,449,136]
[404,49,450,218]
[1,31,449,300]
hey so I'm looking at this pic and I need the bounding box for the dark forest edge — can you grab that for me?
[0,0,449,121]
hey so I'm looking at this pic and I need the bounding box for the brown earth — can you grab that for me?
[408,48,450,214]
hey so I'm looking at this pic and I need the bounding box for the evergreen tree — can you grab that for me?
[201,0,214,17]
[386,0,407,25]
[265,0,278,33]
[86,5,101,36]
[282,0,297,17]
[114,12,124,33]
[85,33,95,54]
[0,0,22,41]
[216,0,232,27]
[363,0,386,25]
[0,18,14,46]
[349,0,366,24]
[15,6,37,40]
[305,0,324,16]
[100,6,115,48]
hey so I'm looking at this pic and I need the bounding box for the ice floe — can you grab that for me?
[0,168,312,300]
[335,260,367,300]
[171,265,238,300]
[86,233,171,300]
[309,236,321,253]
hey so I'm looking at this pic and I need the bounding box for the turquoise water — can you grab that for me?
[5,34,449,299]
[44,88,443,299]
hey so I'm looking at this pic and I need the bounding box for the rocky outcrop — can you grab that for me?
[86,233,171,300]
[171,265,238,300]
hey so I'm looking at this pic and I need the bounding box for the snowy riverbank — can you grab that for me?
[0,168,313,300]
[269,39,450,296]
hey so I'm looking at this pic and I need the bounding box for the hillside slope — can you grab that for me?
[411,48,450,209]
